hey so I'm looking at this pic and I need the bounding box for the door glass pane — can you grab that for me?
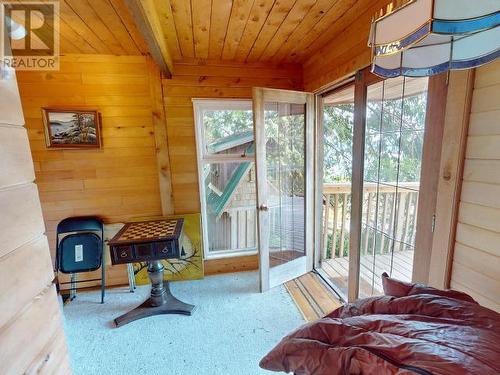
[204,162,257,254]
[319,85,354,298]
[359,76,428,299]
[264,102,306,267]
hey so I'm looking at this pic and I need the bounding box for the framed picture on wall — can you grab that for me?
[42,109,102,149]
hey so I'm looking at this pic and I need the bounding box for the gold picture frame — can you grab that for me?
[42,108,102,149]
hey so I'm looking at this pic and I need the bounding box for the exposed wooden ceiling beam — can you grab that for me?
[123,0,173,78]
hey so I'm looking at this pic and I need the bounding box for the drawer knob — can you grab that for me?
[161,248,168,253]
[120,251,128,258]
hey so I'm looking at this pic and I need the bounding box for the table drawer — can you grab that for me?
[112,245,135,264]
[155,241,179,259]
[134,243,155,261]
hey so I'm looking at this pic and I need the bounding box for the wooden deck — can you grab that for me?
[285,272,343,321]
[321,250,414,298]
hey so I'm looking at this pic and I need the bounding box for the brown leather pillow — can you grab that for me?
[381,272,477,304]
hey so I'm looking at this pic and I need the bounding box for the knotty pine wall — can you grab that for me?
[162,59,303,214]
[16,54,172,287]
[17,56,302,282]
[0,66,71,373]
[450,60,500,311]
[17,55,167,256]
[302,0,392,92]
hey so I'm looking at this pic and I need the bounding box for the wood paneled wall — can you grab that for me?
[16,55,173,288]
[17,55,170,256]
[18,56,301,285]
[450,60,500,311]
[428,70,475,290]
[302,0,392,92]
[162,59,303,214]
[0,66,71,373]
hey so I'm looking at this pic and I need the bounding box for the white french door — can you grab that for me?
[253,88,315,292]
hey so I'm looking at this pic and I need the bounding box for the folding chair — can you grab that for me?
[55,217,105,303]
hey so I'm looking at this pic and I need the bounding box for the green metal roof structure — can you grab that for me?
[205,136,255,218]
[207,130,254,154]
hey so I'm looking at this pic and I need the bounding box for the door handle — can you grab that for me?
[258,204,269,212]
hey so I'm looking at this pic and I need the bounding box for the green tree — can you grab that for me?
[323,92,427,184]
[203,110,253,144]
[323,104,354,183]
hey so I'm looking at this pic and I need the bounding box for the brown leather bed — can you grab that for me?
[260,274,500,374]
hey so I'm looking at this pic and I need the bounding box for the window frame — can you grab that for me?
[193,99,257,260]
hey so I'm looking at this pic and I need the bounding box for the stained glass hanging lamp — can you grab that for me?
[369,0,500,77]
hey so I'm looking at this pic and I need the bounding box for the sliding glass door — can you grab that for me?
[359,76,428,298]
[318,70,429,301]
[318,84,355,298]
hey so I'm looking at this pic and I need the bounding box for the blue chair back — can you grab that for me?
[56,216,104,274]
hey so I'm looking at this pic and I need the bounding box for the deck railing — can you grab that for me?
[321,182,419,260]
[218,207,258,252]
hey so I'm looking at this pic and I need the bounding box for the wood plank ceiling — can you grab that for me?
[39,0,149,55]
[160,0,372,63]
[51,0,380,66]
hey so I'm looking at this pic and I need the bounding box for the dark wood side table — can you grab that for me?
[108,219,195,327]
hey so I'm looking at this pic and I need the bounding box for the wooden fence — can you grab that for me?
[322,182,419,260]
